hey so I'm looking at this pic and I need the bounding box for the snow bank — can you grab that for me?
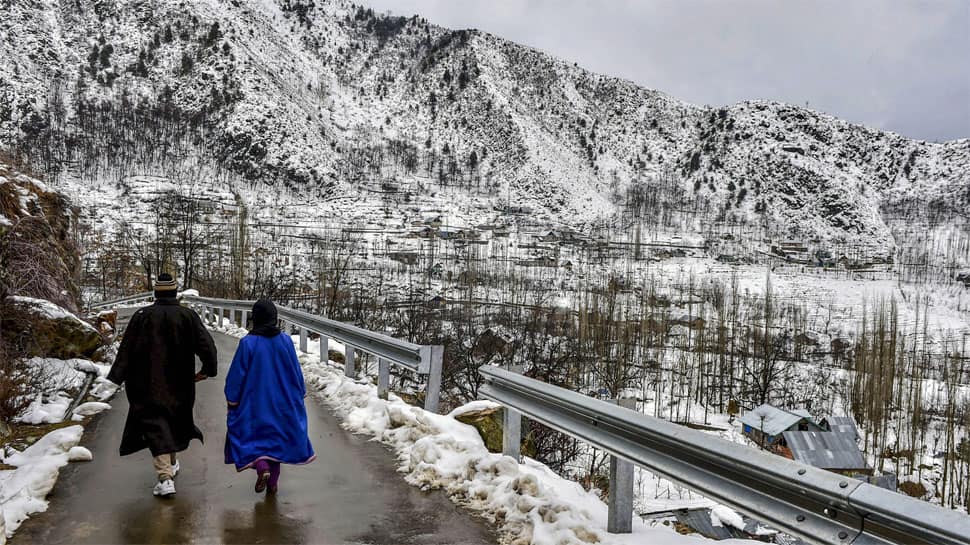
[16,393,74,425]
[0,425,85,537]
[300,358,737,545]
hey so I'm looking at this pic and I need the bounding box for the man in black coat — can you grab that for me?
[107,273,218,497]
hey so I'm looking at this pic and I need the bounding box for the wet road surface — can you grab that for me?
[15,331,495,545]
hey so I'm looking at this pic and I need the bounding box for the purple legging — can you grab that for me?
[253,459,281,489]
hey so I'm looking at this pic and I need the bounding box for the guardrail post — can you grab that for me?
[241,309,248,330]
[319,335,329,362]
[377,358,390,400]
[607,397,637,534]
[607,456,634,533]
[344,345,356,378]
[299,327,308,353]
[503,407,521,462]
[423,345,443,413]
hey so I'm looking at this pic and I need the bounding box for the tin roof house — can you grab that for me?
[742,405,871,477]
[740,404,821,447]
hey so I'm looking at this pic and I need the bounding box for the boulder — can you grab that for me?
[94,309,117,336]
[2,296,102,359]
[454,405,536,458]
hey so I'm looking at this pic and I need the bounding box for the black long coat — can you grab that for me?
[107,298,218,456]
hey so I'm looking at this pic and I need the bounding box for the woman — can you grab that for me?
[225,299,315,493]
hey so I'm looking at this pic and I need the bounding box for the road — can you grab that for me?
[14,331,495,545]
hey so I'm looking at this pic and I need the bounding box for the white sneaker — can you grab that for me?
[153,479,176,497]
[171,460,180,477]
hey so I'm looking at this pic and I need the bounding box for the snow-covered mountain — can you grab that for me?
[1,0,967,246]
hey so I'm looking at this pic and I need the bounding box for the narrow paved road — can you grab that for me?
[15,331,495,545]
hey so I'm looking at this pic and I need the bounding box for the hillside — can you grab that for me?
[0,0,968,247]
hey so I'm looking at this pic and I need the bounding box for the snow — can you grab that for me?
[72,402,111,417]
[66,446,93,462]
[0,425,85,537]
[14,358,111,425]
[447,400,501,418]
[710,505,744,530]
[16,393,74,426]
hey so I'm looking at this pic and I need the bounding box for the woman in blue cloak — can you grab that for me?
[225,299,315,493]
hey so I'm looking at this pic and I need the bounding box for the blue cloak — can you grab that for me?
[224,333,315,471]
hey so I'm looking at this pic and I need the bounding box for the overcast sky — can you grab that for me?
[360,0,969,142]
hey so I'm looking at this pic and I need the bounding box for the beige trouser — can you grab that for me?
[153,453,177,482]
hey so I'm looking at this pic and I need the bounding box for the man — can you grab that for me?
[107,273,217,497]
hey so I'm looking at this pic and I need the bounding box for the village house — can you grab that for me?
[794,331,821,347]
[740,404,820,447]
[742,405,872,477]
[388,251,419,265]
[672,313,706,330]
[538,228,582,244]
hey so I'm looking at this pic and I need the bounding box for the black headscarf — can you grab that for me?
[249,299,281,337]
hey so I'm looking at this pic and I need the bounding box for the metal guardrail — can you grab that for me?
[87,292,154,311]
[90,292,443,412]
[479,366,970,545]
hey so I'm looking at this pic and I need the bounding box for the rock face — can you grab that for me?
[0,161,81,312]
[1,296,102,359]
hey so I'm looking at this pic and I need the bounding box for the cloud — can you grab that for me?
[360,0,969,141]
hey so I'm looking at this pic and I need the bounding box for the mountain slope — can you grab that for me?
[0,0,967,247]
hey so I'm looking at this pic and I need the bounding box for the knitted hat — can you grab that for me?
[154,273,178,292]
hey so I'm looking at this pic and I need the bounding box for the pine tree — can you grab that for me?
[180,52,194,74]
[207,22,222,45]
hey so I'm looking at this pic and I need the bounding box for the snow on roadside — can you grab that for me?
[0,425,86,538]
[303,356,745,545]
[210,322,739,545]
[0,350,114,541]
[15,358,112,425]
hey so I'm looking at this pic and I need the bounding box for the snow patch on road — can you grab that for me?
[0,425,85,537]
